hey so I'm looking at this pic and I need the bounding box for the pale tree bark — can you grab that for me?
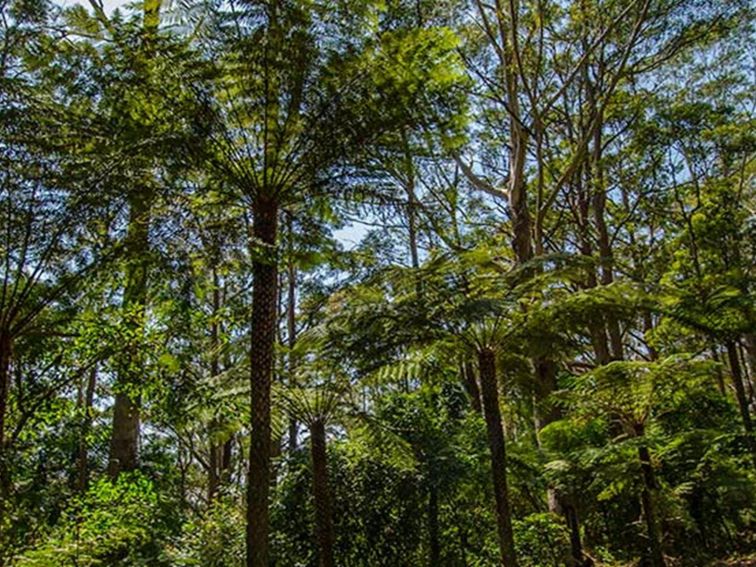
[107,0,161,478]
[108,191,153,477]
[77,366,97,492]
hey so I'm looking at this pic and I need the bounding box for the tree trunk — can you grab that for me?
[737,342,754,404]
[710,346,726,395]
[564,501,590,567]
[745,334,756,384]
[310,419,335,567]
[533,358,560,435]
[246,197,279,567]
[0,332,11,517]
[0,333,9,457]
[108,192,152,478]
[477,348,518,567]
[208,439,220,501]
[221,437,233,483]
[428,480,440,566]
[108,392,140,477]
[461,362,482,413]
[507,76,532,268]
[77,366,97,492]
[590,122,623,361]
[208,270,223,501]
[726,341,756,468]
[575,172,612,367]
[286,247,298,454]
[638,442,665,567]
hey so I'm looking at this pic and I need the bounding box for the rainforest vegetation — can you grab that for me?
[0,0,754,565]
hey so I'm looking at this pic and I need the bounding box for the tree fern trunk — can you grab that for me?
[246,197,278,567]
[310,419,334,567]
[478,348,518,567]
[638,442,665,567]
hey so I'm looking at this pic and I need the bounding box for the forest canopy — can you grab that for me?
[0,0,754,566]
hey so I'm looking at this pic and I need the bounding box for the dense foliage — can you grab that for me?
[0,0,753,565]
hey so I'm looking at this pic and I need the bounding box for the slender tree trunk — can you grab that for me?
[108,191,152,478]
[0,334,10,451]
[0,333,9,456]
[428,480,440,566]
[726,341,756,468]
[310,419,334,567]
[462,362,482,413]
[533,358,560,434]
[745,334,756,385]
[738,341,754,404]
[0,332,11,519]
[564,501,589,567]
[208,269,222,501]
[637,439,665,567]
[591,120,623,361]
[246,197,279,567]
[710,346,726,395]
[407,180,420,273]
[77,366,97,492]
[477,348,518,567]
[286,245,298,454]
[575,172,611,367]
[208,441,220,501]
[221,437,233,483]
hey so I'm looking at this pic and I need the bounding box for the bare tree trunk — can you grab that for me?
[246,197,278,567]
[591,121,623,361]
[404,147,420,273]
[637,440,665,567]
[461,362,482,413]
[575,170,611,366]
[533,358,560,434]
[286,243,298,454]
[564,500,590,567]
[310,419,334,567]
[711,346,726,395]
[208,440,220,501]
[726,341,756,468]
[0,332,11,518]
[77,366,97,492]
[221,437,233,483]
[739,341,754,403]
[478,348,518,567]
[745,334,756,384]
[208,269,223,501]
